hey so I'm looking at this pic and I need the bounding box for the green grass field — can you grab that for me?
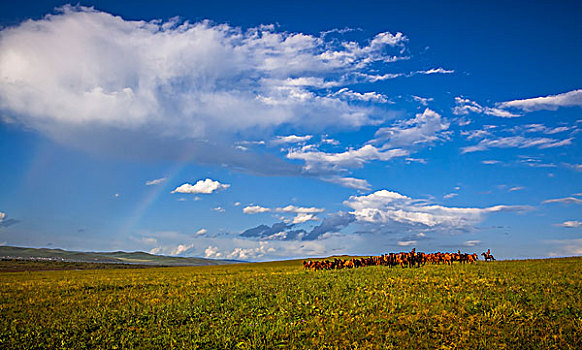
[1,257,581,349]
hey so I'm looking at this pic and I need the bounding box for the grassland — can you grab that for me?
[1,257,581,349]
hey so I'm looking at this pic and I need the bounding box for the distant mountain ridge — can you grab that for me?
[0,246,242,266]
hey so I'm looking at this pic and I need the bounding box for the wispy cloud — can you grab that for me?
[416,67,454,75]
[542,197,582,205]
[145,177,167,186]
[371,108,450,148]
[271,135,313,145]
[462,135,572,153]
[321,176,371,191]
[462,240,481,247]
[453,97,520,118]
[412,96,433,106]
[554,220,582,228]
[481,160,501,165]
[242,204,325,215]
[498,89,582,112]
[330,88,390,103]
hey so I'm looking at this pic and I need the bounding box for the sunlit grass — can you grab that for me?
[1,258,581,349]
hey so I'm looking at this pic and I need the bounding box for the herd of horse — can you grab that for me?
[303,249,496,271]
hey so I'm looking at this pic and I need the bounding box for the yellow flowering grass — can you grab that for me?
[1,257,581,349]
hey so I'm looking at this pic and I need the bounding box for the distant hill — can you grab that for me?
[0,246,242,266]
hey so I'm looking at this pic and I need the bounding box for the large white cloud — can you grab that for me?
[344,189,529,231]
[0,6,407,142]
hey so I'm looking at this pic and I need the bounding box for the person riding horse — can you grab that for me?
[481,249,496,262]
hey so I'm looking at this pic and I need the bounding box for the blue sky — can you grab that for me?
[1,0,581,260]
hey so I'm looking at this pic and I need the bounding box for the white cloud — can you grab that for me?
[443,193,458,199]
[243,204,324,215]
[195,228,208,236]
[331,88,389,103]
[416,67,454,75]
[284,109,448,179]
[321,135,340,145]
[243,205,271,214]
[555,220,582,228]
[287,144,409,173]
[462,135,572,153]
[171,243,195,255]
[0,212,4,222]
[509,186,525,192]
[405,157,427,164]
[461,129,492,140]
[204,245,222,258]
[518,124,573,135]
[145,177,167,185]
[291,213,318,224]
[0,6,407,149]
[453,97,520,118]
[542,197,582,205]
[463,240,481,247]
[234,201,241,206]
[412,96,433,106]
[171,178,230,194]
[149,242,195,256]
[498,89,582,112]
[275,205,325,214]
[271,135,313,145]
[321,176,371,190]
[227,241,275,260]
[397,240,417,246]
[213,206,225,212]
[371,108,450,148]
[482,160,501,165]
[344,189,530,231]
[357,72,403,82]
[518,157,556,168]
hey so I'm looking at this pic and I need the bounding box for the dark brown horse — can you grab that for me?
[481,249,496,262]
